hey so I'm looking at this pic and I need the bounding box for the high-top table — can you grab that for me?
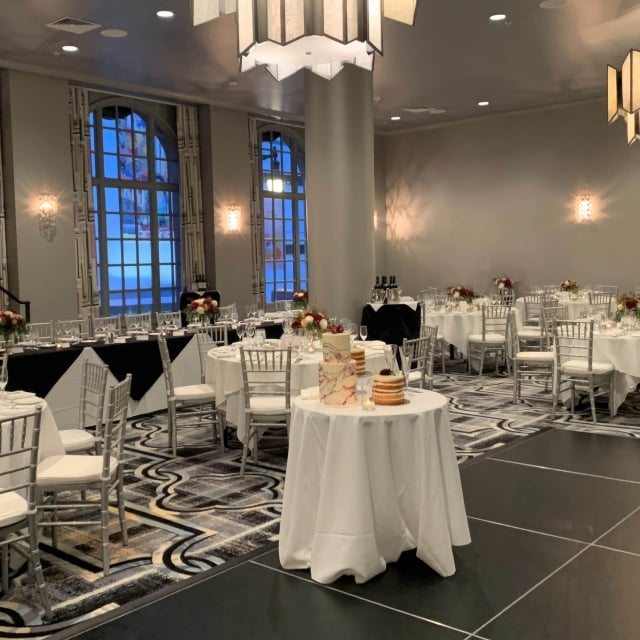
[279,388,470,584]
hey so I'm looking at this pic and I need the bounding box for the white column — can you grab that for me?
[304,66,376,324]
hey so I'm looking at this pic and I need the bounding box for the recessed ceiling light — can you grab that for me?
[478,101,490,107]
[390,115,401,121]
[156,10,174,18]
[489,13,507,22]
[100,28,128,38]
[62,45,79,52]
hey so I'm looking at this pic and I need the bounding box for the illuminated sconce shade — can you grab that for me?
[192,0,417,81]
[607,50,640,144]
[227,204,241,232]
[38,194,57,240]
[576,194,593,224]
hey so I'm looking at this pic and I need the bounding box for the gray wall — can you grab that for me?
[381,100,640,298]
[205,107,254,314]
[1,70,77,321]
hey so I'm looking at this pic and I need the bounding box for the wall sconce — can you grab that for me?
[576,194,593,224]
[38,194,57,240]
[226,204,241,232]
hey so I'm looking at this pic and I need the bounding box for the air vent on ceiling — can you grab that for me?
[45,17,102,34]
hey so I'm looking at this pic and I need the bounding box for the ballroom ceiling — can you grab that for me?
[0,0,639,131]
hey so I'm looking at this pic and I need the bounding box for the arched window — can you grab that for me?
[259,127,307,305]
[89,104,181,315]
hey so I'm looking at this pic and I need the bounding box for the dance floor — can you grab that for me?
[3,361,640,639]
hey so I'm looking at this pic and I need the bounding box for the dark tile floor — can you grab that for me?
[54,428,640,640]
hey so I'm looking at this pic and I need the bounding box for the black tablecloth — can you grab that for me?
[6,335,192,401]
[361,303,421,347]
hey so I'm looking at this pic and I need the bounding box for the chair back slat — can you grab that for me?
[402,333,435,387]
[482,304,510,338]
[79,360,109,434]
[196,326,229,383]
[124,312,152,331]
[100,374,132,470]
[157,334,175,395]
[240,347,291,407]
[55,319,89,340]
[93,315,122,336]
[553,320,594,371]
[156,311,181,329]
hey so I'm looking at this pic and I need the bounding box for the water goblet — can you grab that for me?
[245,322,256,344]
[383,344,398,373]
[359,325,368,342]
[0,356,8,403]
[282,315,292,335]
[236,322,246,342]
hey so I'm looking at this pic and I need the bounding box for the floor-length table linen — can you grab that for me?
[206,342,387,443]
[592,331,640,414]
[279,389,471,584]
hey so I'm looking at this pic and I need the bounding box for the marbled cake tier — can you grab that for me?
[319,361,357,405]
[322,332,351,363]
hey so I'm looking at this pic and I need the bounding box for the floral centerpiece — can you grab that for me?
[291,309,328,339]
[0,309,28,349]
[185,296,219,324]
[614,293,640,322]
[494,276,514,290]
[560,279,579,294]
[291,290,309,311]
[447,285,475,303]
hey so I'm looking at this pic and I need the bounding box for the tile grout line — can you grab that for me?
[470,503,640,637]
[467,516,590,546]
[487,457,640,485]
[249,559,475,638]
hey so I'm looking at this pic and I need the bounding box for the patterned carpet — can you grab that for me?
[2,360,638,638]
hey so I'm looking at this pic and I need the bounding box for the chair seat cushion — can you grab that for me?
[37,454,117,486]
[468,333,505,343]
[59,429,96,453]
[518,329,544,339]
[175,384,216,401]
[0,491,27,527]
[516,351,555,362]
[561,360,614,375]
[248,396,289,414]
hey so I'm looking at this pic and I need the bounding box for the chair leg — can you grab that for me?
[478,347,485,376]
[513,362,519,404]
[168,401,178,457]
[589,380,597,424]
[1,545,8,594]
[101,486,111,576]
[609,376,615,417]
[116,471,128,547]
[28,516,52,618]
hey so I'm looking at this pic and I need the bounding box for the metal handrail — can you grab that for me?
[0,284,30,322]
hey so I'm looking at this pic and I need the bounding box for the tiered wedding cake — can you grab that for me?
[318,333,357,405]
[372,370,405,405]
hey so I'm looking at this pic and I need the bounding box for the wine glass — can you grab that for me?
[282,315,292,335]
[383,344,397,373]
[0,356,8,403]
[236,322,246,342]
[359,325,368,342]
[400,347,412,390]
[245,322,256,343]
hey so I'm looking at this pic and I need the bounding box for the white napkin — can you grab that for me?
[300,386,320,400]
[365,340,386,350]
[14,397,43,406]
[6,391,36,399]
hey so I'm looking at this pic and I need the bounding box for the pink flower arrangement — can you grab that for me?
[0,309,28,341]
[186,296,219,323]
[291,290,309,310]
[494,276,514,289]
[447,285,475,303]
[560,280,579,293]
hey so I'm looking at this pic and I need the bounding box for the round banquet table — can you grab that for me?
[278,389,471,584]
[422,311,481,356]
[205,341,387,444]
[593,330,640,415]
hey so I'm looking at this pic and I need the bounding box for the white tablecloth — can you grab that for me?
[279,389,471,584]
[0,395,64,460]
[206,342,387,443]
[422,311,482,356]
[593,331,640,414]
